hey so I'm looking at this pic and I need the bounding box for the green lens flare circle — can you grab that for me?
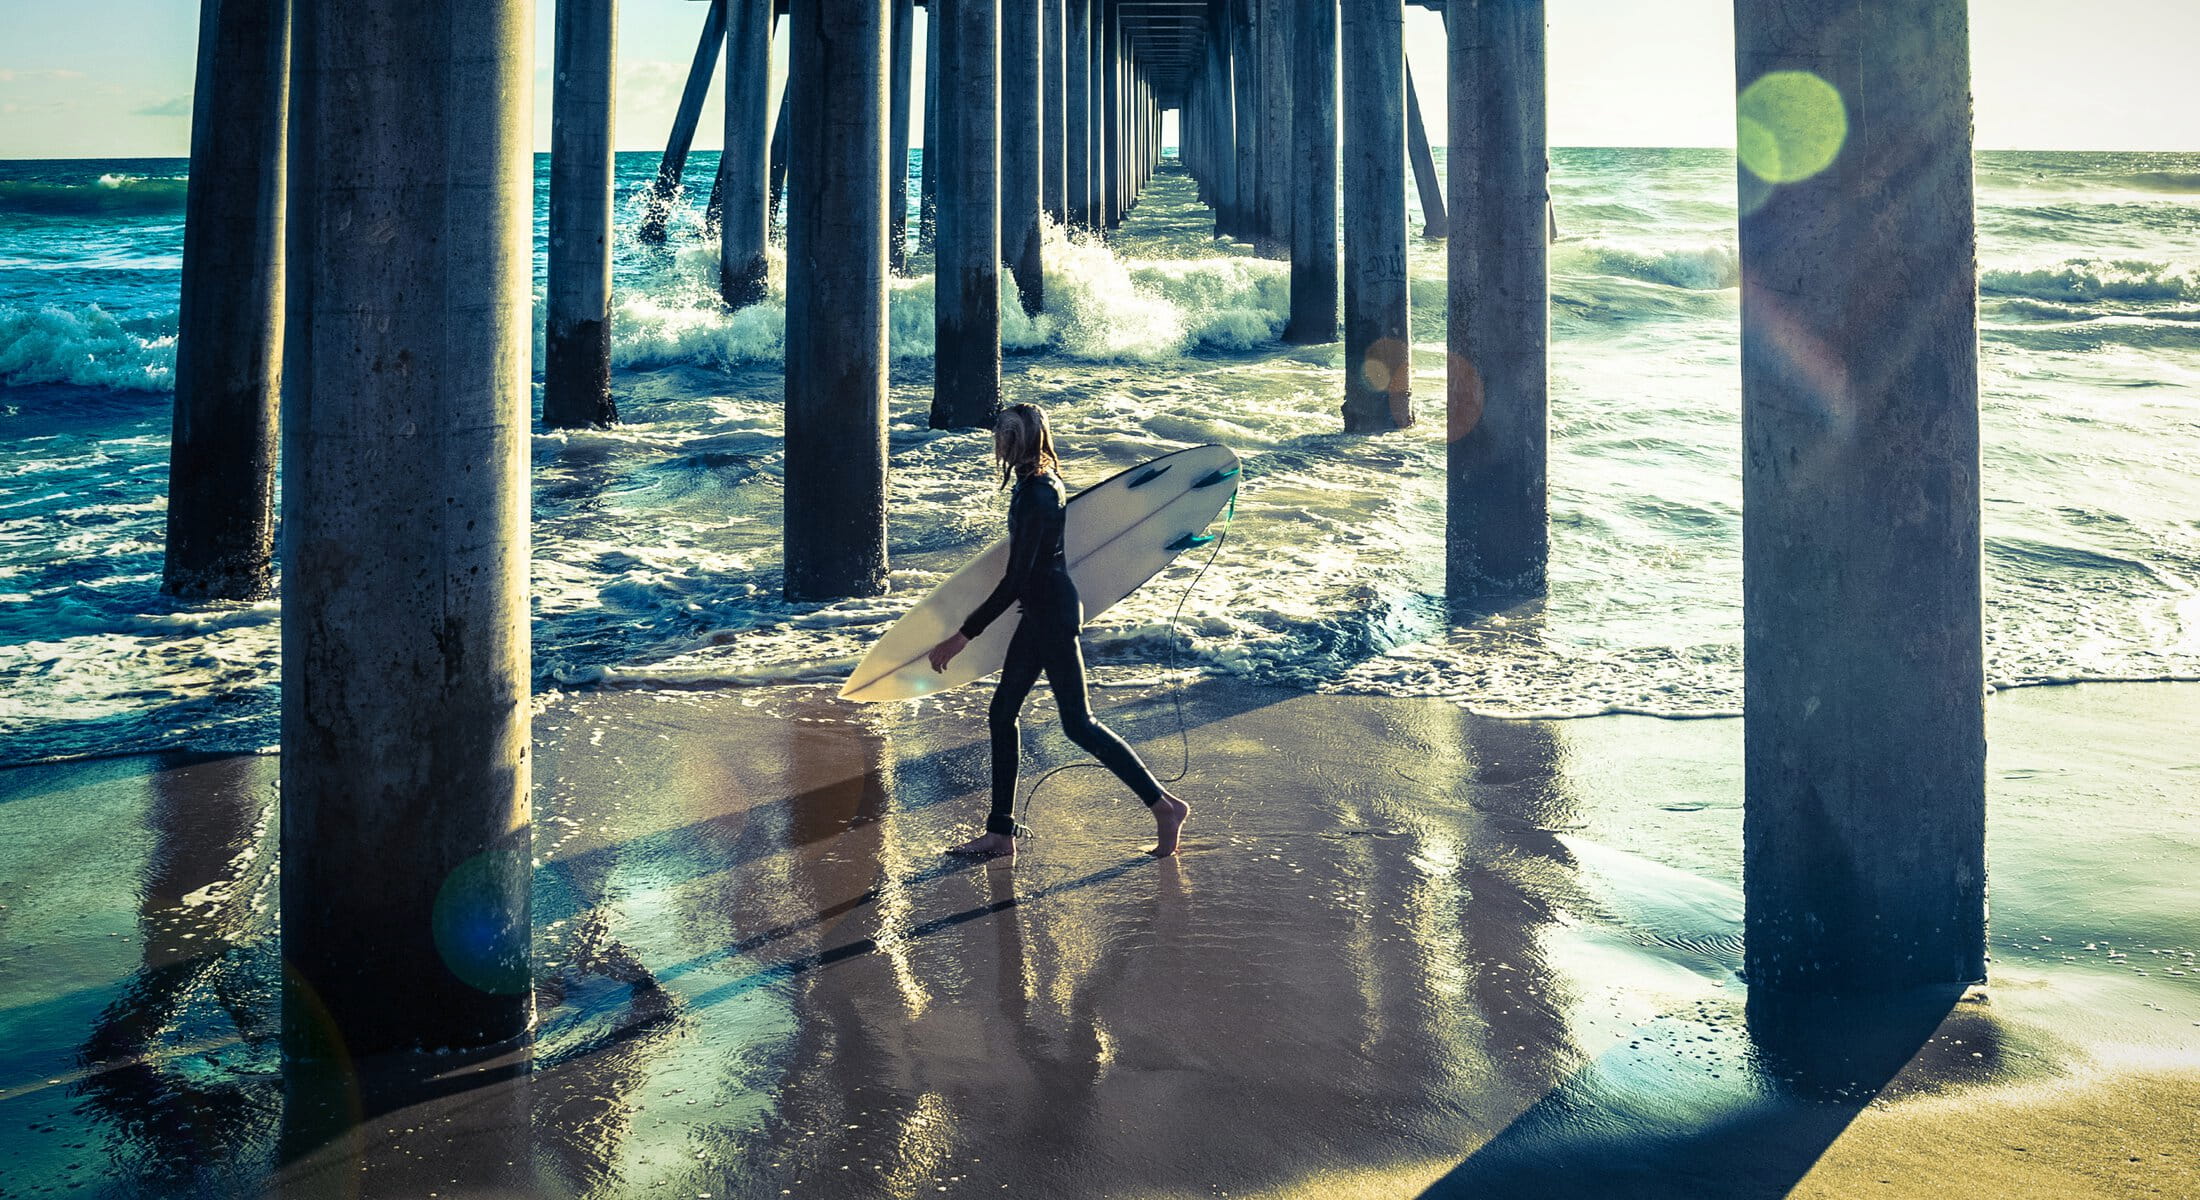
[1737,70,1847,185]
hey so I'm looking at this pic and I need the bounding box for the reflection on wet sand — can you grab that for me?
[2,680,2194,1197]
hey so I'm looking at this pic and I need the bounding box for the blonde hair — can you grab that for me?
[993,403,1060,489]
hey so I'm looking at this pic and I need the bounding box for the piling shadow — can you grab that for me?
[1420,984,1970,1200]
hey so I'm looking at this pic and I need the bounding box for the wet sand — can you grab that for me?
[1,680,2195,1198]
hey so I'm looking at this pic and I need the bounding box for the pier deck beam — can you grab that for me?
[786,0,890,600]
[932,0,1003,428]
[1004,0,1044,312]
[164,0,288,600]
[1339,0,1409,431]
[1285,0,1337,344]
[1445,0,1547,594]
[545,0,619,429]
[1736,0,1987,991]
[639,0,726,243]
[720,0,772,307]
[282,0,534,1058]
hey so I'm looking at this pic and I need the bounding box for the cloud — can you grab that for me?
[135,95,193,117]
[0,68,87,83]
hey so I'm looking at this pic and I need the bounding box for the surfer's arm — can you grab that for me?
[959,484,1050,639]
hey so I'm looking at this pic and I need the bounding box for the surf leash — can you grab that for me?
[1015,480,1238,836]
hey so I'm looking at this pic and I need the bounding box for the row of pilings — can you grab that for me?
[155,0,1985,1063]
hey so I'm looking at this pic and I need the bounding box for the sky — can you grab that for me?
[1,0,2195,159]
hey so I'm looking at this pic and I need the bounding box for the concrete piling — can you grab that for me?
[544,0,619,429]
[932,0,1003,429]
[163,0,288,601]
[1229,0,1258,242]
[720,0,773,308]
[1256,0,1290,256]
[1405,59,1448,240]
[920,17,940,252]
[1045,0,1068,222]
[1735,0,1987,991]
[1067,0,1092,228]
[1285,0,1337,344]
[889,0,914,272]
[1339,0,1410,431]
[1445,0,1548,595]
[640,0,726,244]
[1103,1,1121,226]
[281,0,534,1057]
[1004,0,1045,312]
[785,0,890,600]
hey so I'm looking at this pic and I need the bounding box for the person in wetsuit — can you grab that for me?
[926,403,1190,860]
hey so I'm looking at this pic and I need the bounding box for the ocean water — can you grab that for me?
[2,148,2196,765]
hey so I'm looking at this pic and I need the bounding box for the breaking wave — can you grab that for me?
[0,302,177,390]
[1981,257,2199,303]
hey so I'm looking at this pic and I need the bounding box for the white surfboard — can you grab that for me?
[839,443,1241,702]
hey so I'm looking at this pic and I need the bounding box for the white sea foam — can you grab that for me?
[0,303,176,390]
[1982,257,2199,303]
[538,221,1292,373]
[1560,238,1741,291]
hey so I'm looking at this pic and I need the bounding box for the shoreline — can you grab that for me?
[3,678,2195,1196]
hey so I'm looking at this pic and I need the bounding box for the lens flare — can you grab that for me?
[431,849,531,996]
[1737,70,1847,185]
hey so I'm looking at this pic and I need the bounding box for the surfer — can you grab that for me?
[927,403,1191,859]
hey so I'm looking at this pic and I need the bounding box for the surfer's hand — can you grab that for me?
[928,633,968,672]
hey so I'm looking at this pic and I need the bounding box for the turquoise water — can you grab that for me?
[2,148,2197,764]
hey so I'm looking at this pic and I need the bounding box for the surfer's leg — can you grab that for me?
[983,624,1047,835]
[1043,634,1190,854]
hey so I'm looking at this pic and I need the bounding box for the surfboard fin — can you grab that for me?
[1167,532,1219,553]
[1127,465,1171,489]
[1192,466,1240,490]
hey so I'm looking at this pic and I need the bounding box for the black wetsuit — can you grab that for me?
[962,469,1165,836]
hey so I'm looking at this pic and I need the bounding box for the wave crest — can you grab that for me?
[1561,238,1740,290]
[1981,257,2198,303]
[0,176,189,216]
[0,303,177,390]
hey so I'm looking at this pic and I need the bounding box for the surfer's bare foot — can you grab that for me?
[948,831,1016,860]
[1149,793,1189,857]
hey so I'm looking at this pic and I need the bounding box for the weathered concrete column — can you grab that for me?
[1102,2,1121,227]
[932,0,1002,428]
[1285,0,1337,344]
[1445,0,1546,593]
[545,0,619,429]
[1003,0,1044,312]
[1736,0,1986,990]
[1229,0,1259,242]
[1405,59,1447,239]
[889,0,915,272]
[1044,0,1068,222]
[768,71,793,222]
[1088,0,1106,227]
[921,16,940,252]
[1209,34,1239,238]
[639,0,726,243]
[282,0,534,1057]
[1257,0,1291,256]
[786,0,890,599]
[1339,0,1409,431]
[720,0,773,307]
[163,0,287,601]
[1066,0,1091,228]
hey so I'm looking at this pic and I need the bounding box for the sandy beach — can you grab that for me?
[1,678,2194,1198]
